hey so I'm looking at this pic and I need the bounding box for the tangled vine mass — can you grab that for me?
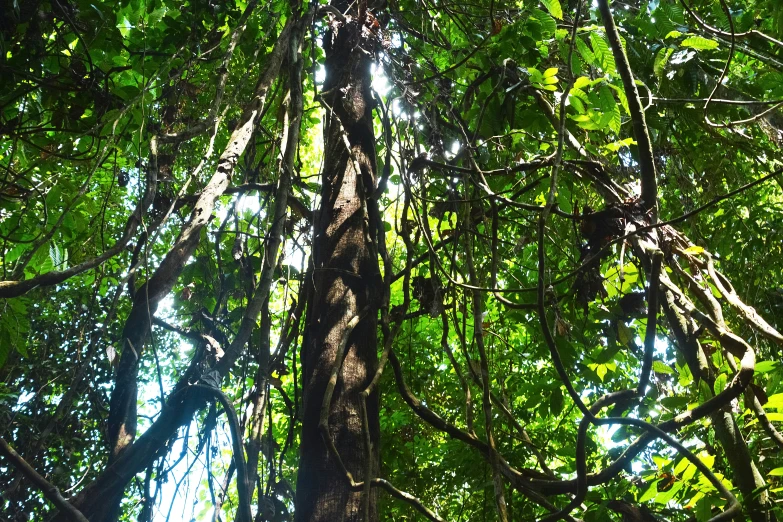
[2,0,783,521]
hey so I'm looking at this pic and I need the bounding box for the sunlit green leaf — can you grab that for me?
[681,36,720,51]
[540,0,563,20]
[653,360,673,374]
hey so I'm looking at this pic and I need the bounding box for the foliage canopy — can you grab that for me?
[2,0,783,521]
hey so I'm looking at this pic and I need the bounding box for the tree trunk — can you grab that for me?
[294,7,382,522]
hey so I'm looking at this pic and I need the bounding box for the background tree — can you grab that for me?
[1,0,783,521]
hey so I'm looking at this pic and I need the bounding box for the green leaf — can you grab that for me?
[569,87,590,104]
[654,47,674,80]
[575,37,595,65]
[0,341,8,368]
[677,361,693,387]
[572,110,603,130]
[540,0,563,20]
[713,373,727,395]
[556,189,573,213]
[661,396,689,409]
[617,322,634,346]
[695,497,712,522]
[655,480,683,504]
[765,392,783,410]
[590,32,617,75]
[569,94,586,113]
[527,67,544,84]
[598,108,616,132]
[607,82,630,114]
[768,468,783,476]
[604,137,634,152]
[698,380,713,403]
[598,86,616,113]
[531,9,557,38]
[681,36,720,51]
[711,2,732,31]
[639,480,659,502]
[700,454,715,469]
[674,456,690,475]
[595,86,622,134]
[755,360,777,373]
[653,360,673,374]
[573,76,591,89]
[550,386,564,413]
[570,53,582,76]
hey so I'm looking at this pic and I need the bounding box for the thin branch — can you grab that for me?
[678,0,783,49]
[637,251,662,395]
[189,385,252,522]
[596,0,657,211]
[0,437,89,522]
[652,96,783,106]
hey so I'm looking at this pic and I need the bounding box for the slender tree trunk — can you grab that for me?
[49,15,301,522]
[294,6,382,521]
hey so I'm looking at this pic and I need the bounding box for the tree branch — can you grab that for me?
[0,437,89,522]
[596,0,658,211]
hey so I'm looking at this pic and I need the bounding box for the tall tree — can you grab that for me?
[295,1,382,520]
[2,0,783,521]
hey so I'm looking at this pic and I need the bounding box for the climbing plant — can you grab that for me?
[2,0,783,521]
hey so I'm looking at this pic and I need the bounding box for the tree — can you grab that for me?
[1,0,783,521]
[295,2,382,521]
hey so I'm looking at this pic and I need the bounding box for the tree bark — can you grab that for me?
[294,7,382,522]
